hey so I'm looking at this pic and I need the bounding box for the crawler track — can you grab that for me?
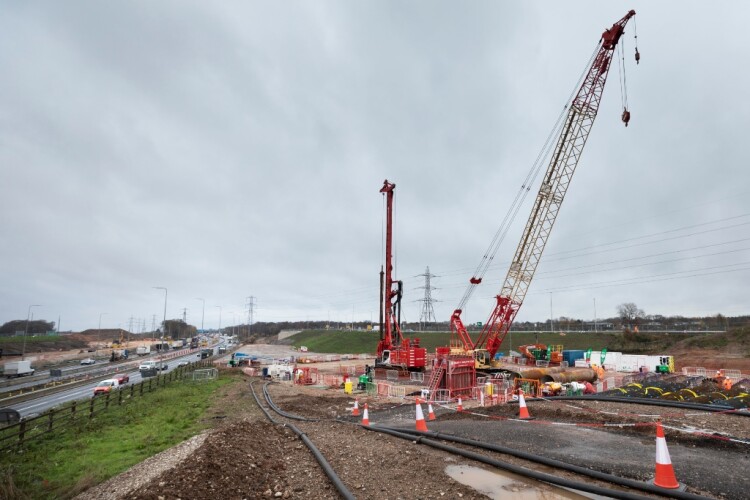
[253,381,716,499]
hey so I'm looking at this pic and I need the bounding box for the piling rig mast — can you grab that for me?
[450,11,638,369]
[376,180,426,370]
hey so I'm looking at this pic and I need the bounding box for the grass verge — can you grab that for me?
[288,329,621,354]
[0,369,244,499]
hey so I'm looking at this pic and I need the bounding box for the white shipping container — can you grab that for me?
[587,351,622,369]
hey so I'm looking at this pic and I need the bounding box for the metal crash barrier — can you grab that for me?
[191,368,218,381]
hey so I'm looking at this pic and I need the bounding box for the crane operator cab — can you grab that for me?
[380,350,391,366]
[474,349,494,370]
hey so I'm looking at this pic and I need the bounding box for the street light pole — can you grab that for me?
[153,287,168,339]
[98,312,108,340]
[22,304,41,360]
[196,298,205,333]
[593,298,598,333]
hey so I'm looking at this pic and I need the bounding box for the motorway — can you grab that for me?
[5,346,219,418]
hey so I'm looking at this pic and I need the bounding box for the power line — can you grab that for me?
[530,261,750,294]
[534,246,750,281]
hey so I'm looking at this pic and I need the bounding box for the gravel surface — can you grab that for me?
[75,432,210,500]
[74,373,750,500]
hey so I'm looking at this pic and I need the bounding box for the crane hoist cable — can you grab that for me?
[619,19,640,126]
[617,41,628,114]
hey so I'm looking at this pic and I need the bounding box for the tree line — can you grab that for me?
[0,320,55,336]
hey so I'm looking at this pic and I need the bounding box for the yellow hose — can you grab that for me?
[679,389,698,398]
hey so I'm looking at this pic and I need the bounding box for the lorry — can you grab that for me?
[136,346,151,356]
[110,349,129,362]
[3,360,35,378]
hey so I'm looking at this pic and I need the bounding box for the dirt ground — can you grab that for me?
[0,336,160,368]
[75,365,750,500]
[15,337,750,499]
[88,378,577,500]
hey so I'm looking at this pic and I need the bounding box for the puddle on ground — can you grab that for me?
[445,465,609,500]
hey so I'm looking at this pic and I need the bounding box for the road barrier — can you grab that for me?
[0,348,204,406]
[0,361,211,452]
[191,368,218,381]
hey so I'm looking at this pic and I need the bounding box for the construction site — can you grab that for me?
[73,340,750,500]
[210,10,749,498]
[4,8,750,500]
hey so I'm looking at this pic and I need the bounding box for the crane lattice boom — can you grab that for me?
[452,11,636,361]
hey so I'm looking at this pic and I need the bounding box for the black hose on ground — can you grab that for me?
[381,426,709,500]
[249,382,355,500]
[363,424,659,500]
[536,395,750,416]
[256,382,711,500]
[261,383,321,421]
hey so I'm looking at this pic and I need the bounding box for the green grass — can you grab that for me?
[0,370,240,499]
[288,328,750,356]
[287,329,621,354]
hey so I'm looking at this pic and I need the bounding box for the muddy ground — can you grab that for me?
[11,336,750,499]
[76,369,750,500]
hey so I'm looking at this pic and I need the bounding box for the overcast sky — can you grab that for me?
[2,1,748,332]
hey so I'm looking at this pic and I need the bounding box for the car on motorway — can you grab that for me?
[93,379,120,395]
[157,362,168,371]
[139,360,156,371]
[114,373,129,385]
[80,358,96,365]
[0,408,21,425]
[177,360,189,367]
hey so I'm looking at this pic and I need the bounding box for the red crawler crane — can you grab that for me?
[450,11,638,369]
[376,180,426,370]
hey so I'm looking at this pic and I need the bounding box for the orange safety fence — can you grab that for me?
[513,378,541,397]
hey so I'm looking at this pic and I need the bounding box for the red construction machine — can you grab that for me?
[376,180,426,370]
[446,11,639,373]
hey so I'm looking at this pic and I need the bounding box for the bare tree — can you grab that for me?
[617,303,644,329]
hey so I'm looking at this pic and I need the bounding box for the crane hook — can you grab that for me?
[621,109,631,127]
[635,48,640,64]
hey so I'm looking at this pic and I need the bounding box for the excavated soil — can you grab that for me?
[75,370,750,500]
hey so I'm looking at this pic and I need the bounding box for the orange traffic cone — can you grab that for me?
[351,398,360,417]
[457,397,463,411]
[415,399,428,432]
[427,402,436,421]
[361,403,370,426]
[653,421,680,489]
[517,389,534,420]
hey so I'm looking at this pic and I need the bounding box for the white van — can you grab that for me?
[139,360,157,371]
